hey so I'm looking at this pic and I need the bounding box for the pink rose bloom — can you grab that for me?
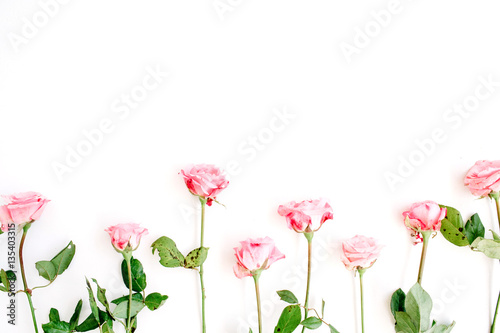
[233,237,285,279]
[341,235,383,271]
[105,223,149,252]
[180,164,229,206]
[277,198,333,233]
[0,192,50,232]
[464,160,500,197]
[403,201,447,235]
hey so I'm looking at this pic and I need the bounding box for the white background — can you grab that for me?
[1,0,500,332]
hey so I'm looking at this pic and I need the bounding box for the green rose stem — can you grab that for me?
[358,269,366,333]
[252,272,263,333]
[301,231,314,333]
[417,231,431,285]
[123,251,133,333]
[490,192,500,333]
[199,198,207,333]
[19,223,39,333]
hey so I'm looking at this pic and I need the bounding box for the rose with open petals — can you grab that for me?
[403,201,446,237]
[277,199,333,233]
[341,235,383,271]
[105,223,149,252]
[233,237,285,279]
[464,160,500,197]
[180,164,229,206]
[0,192,50,232]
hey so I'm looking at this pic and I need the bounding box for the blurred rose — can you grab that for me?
[341,235,383,271]
[0,192,50,232]
[277,199,333,233]
[180,164,229,206]
[233,237,285,279]
[464,160,500,197]
[105,223,149,252]
[403,201,446,235]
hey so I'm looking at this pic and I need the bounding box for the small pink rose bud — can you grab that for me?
[180,164,229,206]
[233,237,285,279]
[105,223,148,252]
[0,192,50,232]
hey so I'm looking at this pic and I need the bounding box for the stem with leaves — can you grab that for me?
[417,231,431,285]
[491,194,500,333]
[358,269,366,333]
[123,252,133,333]
[199,198,207,333]
[253,273,263,333]
[301,232,313,333]
[19,223,39,333]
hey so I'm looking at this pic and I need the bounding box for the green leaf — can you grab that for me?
[391,289,406,319]
[184,247,209,269]
[277,290,299,304]
[85,278,101,325]
[113,300,145,319]
[35,261,57,281]
[5,270,16,281]
[395,312,417,333]
[491,230,500,241]
[42,320,71,333]
[249,329,253,333]
[405,283,432,331]
[464,213,485,244]
[49,308,61,323]
[274,305,301,333]
[440,219,469,247]
[111,293,143,305]
[121,258,147,292]
[426,321,456,333]
[301,317,322,329]
[51,241,76,276]
[144,292,169,311]
[321,299,325,318]
[69,300,83,331]
[471,237,500,259]
[75,314,98,332]
[440,205,464,229]
[102,322,115,333]
[151,236,185,268]
[328,324,340,333]
[91,279,112,317]
[0,269,10,291]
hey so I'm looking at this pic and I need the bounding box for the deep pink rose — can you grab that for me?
[464,160,500,197]
[341,235,383,271]
[277,199,333,233]
[403,201,447,236]
[180,164,229,206]
[105,223,149,252]
[233,237,285,279]
[0,192,50,232]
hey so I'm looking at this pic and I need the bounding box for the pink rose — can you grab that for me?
[105,223,149,252]
[0,192,50,232]
[233,237,285,279]
[403,201,447,236]
[341,235,383,271]
[464,160,500,197]
[277,199,333,233]
[180,164,229,206]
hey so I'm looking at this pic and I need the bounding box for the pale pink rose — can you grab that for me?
[233,237,285,279]
[341,235,383,271]
[0,192,50,232]
[180,164,229,206]
[277,199,333,233]
[464,160,500,197]
[403,201,446,235]
[105,223,149,252]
